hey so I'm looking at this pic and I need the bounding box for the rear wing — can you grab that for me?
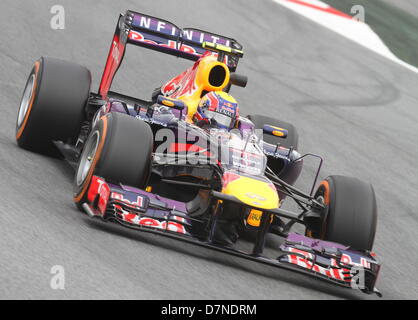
[99,10,243,98]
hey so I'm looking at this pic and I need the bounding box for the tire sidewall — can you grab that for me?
[16,59,43,145]
[73,115,108,205]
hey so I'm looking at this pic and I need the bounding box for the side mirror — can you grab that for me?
[263,124,288,138]
[157,95,186,110]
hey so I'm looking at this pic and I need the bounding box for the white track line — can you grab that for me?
[273,0,418,74]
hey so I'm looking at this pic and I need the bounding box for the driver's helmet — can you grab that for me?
[194,91,239,131]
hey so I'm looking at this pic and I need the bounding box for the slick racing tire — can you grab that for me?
[16,57,91,156]
[73,112,153,209]
[246,114,298,150]
[310,175,377,251]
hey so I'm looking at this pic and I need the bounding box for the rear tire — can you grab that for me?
[311,175,377,251]
[16,57,91,156]
[73,112,153,208]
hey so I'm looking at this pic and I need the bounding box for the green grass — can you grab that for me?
[322,0,418,68]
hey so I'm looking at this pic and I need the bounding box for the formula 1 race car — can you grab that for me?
[15,11,381,296]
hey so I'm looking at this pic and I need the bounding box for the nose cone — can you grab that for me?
[222,175,279,210]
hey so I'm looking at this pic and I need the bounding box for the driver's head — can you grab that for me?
[194,91,239,131]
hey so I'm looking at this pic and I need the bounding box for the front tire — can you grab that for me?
[310,175,377,251]
[73,112,153,208]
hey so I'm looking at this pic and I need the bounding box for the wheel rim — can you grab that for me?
[17,74,36,128]
[76,130,100,186]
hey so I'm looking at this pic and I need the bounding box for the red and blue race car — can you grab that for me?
[15,10,381,296]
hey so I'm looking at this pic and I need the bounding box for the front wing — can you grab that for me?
[81,176,382,297]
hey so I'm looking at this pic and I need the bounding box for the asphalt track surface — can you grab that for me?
[380,0,418,18]
[1,0,418,300]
